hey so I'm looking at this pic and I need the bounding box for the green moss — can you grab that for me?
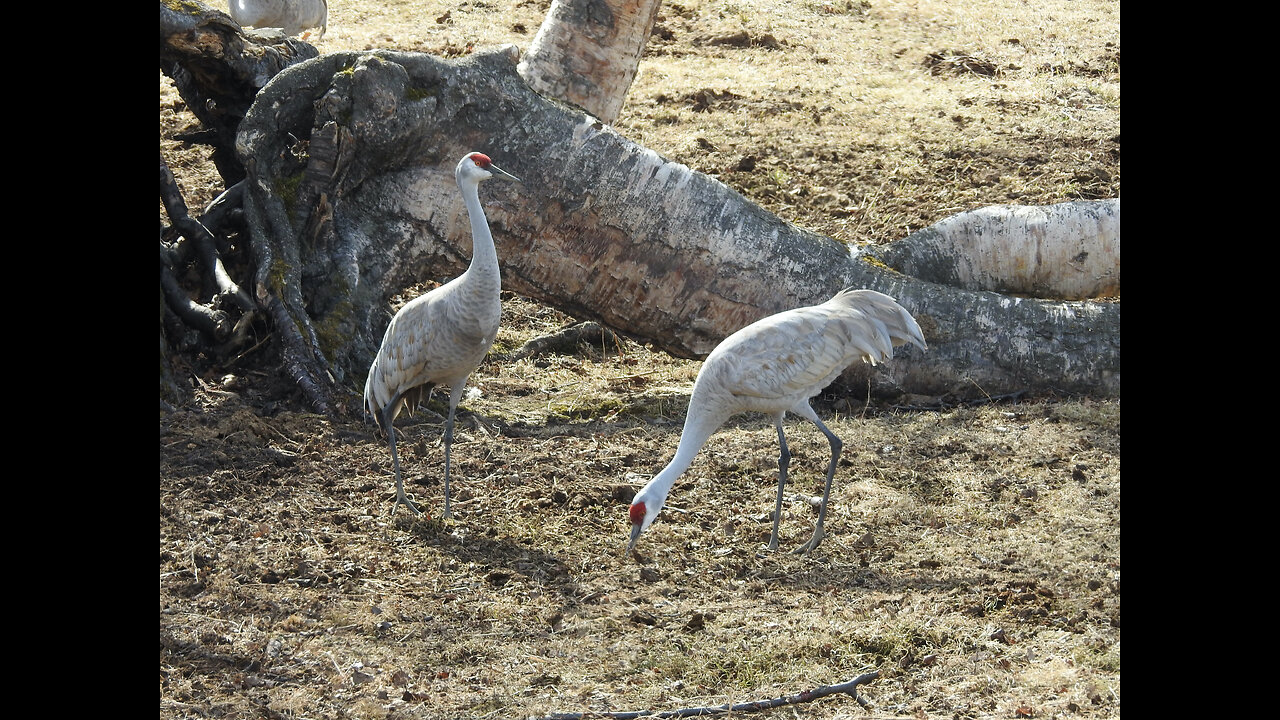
[487,336,521,356]
[268,259,291,296]
[275,173,304,224]
[405,85,437,102]
[701,652,787,689]
[162,0,207,13]
[312,296,356,359]
[547,397,625,422]
[859,253,892,271]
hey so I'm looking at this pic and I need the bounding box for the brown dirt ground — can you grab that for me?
[160,1,1120,718]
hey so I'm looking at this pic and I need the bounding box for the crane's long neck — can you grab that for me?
[460,180,500,292]
[639,405,726,508]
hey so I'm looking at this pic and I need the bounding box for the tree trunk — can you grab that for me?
[871,199,1120,300]
[237,47,1120,415]
[517,0,662,124]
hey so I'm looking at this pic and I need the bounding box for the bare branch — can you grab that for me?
[542,671,880,719]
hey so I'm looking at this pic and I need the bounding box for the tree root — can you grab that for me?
[160,154,259,348]
[160,151,270,408]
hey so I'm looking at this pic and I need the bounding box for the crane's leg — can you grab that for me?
[792,415,842,554]
[768,421,792,551]
[383,404,423,517]
[441,384,468,519]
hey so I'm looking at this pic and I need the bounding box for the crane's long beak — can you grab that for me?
[489,164,521,183]
[627,523,643,555]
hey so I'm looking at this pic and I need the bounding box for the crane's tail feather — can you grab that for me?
[363,364,385,431]
[848,331,891,367]
[834,288,928,355]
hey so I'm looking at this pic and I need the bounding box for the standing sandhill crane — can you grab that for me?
[228,0,328,39]
[627,289,927,556]
[364,153,520,518]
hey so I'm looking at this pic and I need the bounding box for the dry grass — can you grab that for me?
[160,298,1120,719]
[161,1,1119,718]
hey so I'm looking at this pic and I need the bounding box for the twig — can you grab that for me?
[541,671,879,719]
[327,652,345,681]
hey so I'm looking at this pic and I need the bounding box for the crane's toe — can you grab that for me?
[392,492,424,517]
[791,527,826,555]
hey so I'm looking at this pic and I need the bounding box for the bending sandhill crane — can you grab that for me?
[627,289,927,556]
[364,153,520,518]
[228,0,328,39]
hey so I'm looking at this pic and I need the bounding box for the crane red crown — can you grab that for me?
[469,152,493,168]
[629,502,646,526]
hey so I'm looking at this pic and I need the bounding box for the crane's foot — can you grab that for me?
[791,527,826,555]
[391,492,424,518]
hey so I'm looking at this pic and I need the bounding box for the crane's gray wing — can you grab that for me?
[704,293,920,404]
[365,295,448,415]
[704,307,873,402]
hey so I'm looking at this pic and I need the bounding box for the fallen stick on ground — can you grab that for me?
[542,670,880,719]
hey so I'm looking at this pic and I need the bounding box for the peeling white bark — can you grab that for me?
[517,0,661,124]
[875,200,1120,300]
